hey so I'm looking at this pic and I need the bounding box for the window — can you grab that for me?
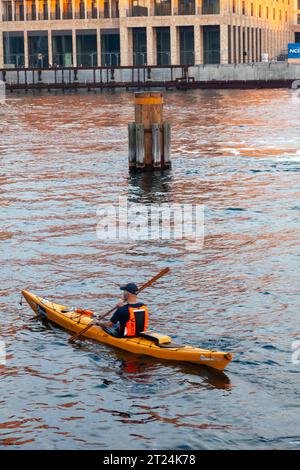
[156,27,171,65]
[242,1,246,14]
[259,4,261,17]
[179,26,195,65]
[203,25,220,64]
[178,0,196,15]
[154,0,171,16]
[233,25,236,63]
[129,0,149,17]
[202,0,220,14]
[251,3,254,16]
[228,26,231,64]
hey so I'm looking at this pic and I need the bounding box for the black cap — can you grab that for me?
[120,283,139,295]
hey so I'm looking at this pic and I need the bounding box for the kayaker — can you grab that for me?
[99,283,148,337]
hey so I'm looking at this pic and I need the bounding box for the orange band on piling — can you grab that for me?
[135,97,164,105]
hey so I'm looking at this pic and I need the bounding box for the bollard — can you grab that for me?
[128,91,171,171]
[128,122,136,169]
[152,124,161,168]
[136,124,145,168]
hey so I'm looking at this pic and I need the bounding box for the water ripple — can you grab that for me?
[1,89,300,449]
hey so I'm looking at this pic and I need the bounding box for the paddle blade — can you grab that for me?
[138,267,170,292]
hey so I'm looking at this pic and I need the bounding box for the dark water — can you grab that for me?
[1,89,300,449]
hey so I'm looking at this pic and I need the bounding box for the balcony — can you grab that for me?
[77,52,98,67]
[204,49,220,64]
[133,52,147,66]
[101,52,120,67]
[29,53,49,68]
[180,50,194,65]
[5,54,25,67]
[157,51,171,65]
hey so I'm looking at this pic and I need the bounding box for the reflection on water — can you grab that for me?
[1,89,300,449]
[128,171,173,204]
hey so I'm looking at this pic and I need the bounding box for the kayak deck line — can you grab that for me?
[21,290,234,372]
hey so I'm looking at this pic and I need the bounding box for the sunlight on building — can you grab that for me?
[0,1,299,67]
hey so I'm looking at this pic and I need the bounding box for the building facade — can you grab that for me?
[0,0,298,68]
[295,0,300,42]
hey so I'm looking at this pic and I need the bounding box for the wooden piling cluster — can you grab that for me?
[128,92,171,171]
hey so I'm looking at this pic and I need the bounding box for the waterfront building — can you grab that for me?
[0,1,299,68]
[295,0,300,42]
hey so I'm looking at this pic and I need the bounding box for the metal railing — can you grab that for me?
[4,54,25,67]
[133,52,147,66]
[77,52,98,67]
[101,52,121,67]
[1,5,122,22]
[29,54,49,68]
[203,49,221,64]
[180,50,194,65]
[157,51,171,65]
[277,50,288,62]
[53,53,73,67]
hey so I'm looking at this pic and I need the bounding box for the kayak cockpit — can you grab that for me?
[102,327,183,349]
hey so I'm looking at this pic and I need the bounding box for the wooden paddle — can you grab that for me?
[68,267,170,344]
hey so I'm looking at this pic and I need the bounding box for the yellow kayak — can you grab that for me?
[22,290,233,371]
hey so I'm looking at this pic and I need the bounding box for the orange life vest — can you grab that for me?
[125,305,149,337]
